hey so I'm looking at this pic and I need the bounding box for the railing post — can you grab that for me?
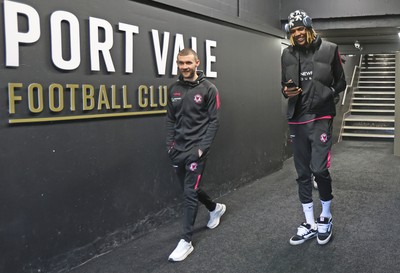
[394,52,400,156]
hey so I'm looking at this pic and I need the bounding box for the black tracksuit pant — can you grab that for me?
[289,118,334,204]
[169,148,216,242]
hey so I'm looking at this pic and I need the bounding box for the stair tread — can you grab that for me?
[354,92,395,94]
[358,81,395,83]
[360,71,395,74]
[351,102,395,105]
[358,75,395,79]
[357,86,395,88]
[351,109,394,113]
[345,115,395,122]
[341,132,394,138]
[343,126,395,130]
[352,97,395,100]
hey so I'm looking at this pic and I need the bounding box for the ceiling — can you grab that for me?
[311,16,400,52]
[318,27,400,46]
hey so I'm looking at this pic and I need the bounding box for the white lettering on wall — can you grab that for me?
[171,36,199,76]
[191,37,197,53]
[151,29,170,75]
[118,22,139,74]
[50,11,81,70]
[89,17,115,72]
[2,1,217,77]
[205,40,217,78]
[171,33,184,76]
[4,0,41,67]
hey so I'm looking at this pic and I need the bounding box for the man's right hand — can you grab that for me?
[283,85,302,97]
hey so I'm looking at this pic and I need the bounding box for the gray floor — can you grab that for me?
[70,141,400,273]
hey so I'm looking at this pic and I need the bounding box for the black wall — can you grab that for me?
[0,0,285,272]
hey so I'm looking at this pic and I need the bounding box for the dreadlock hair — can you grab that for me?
[289,28,317,46]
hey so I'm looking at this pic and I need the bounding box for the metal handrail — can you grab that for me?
[341,55,362,106]
[338,55,362,142]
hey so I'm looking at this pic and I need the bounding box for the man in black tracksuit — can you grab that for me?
[281,10,346,246]
[166,48,226,262]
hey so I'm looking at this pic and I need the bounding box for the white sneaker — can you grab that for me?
[207,203,226,229]
[168,239,194,262]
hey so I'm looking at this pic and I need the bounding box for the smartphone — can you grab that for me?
[285,81,296,88]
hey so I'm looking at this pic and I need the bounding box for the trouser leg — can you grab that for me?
[310,119,334,201]
[290,124,313,204]
[197,188,216,211]
[171,148,212,242]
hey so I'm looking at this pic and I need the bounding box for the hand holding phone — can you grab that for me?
[284,80,301,97]
[285,81,296,89]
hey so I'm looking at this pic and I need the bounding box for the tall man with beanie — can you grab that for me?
[166,48,226,261]
[281,10,346,245]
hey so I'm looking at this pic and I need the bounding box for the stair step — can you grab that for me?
[358,80,396,84]
[360,71,395,74]
[362,61,395,64]
[361,65,396,67]
[360,70,395,73]
[343,126,395,130]
[354,92,395,95]
[352,97,395,101]
[359,76,395,79]
[351,103,395,106]
[351,109,395,113]
[345,115,394,122]
[341,132,394,138]
[357,85,394,89]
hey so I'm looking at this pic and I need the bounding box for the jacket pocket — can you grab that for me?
[309,80,334,111]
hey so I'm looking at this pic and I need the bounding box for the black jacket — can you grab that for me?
[166,71,220,152]
[281,36,346,119]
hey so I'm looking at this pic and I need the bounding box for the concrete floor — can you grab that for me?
[69,140,400,273]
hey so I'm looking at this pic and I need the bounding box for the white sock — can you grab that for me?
[302,202,315,227]
[320,200,332,218]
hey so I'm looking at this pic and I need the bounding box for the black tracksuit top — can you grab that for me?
[166,71,220,152]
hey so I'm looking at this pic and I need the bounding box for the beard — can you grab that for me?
[181,69,196,80]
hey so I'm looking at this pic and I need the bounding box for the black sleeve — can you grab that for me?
[165,86,176,151]
[281,52,289,98]
[199,85,220,152]
[331,47,346,95]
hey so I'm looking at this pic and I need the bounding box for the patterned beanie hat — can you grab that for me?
[287,10,313,30]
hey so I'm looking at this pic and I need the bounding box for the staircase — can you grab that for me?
[341,53,396,141]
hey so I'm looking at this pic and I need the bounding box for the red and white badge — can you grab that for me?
[189,162,198,171]
[320,133,328,143]
[194,94,202,104]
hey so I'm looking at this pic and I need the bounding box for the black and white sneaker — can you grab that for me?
[289,223,317,245]
[317,217,333,245]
